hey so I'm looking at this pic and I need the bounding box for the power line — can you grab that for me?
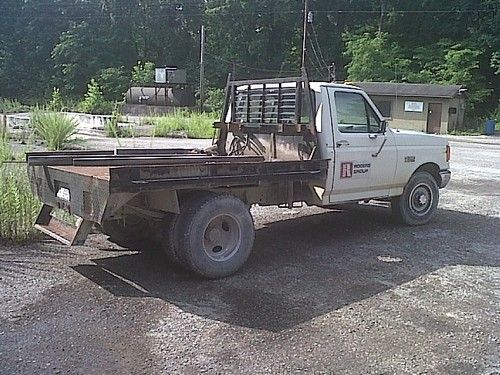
[0,7,496,19]
[307,34,328,71]
[205,52,297,75]
[310,23,328,69]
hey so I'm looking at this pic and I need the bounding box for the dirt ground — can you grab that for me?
[0,137,499,374]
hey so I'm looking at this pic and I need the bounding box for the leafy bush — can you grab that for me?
[0,164,41,242]
[204,88,225,113]
[79,79,114,114]
[131,61,155,85]
[48,87,63,111]
[96,67,130,101]
[30,110,79,150]
[151,110,217,139]
[0,98,28,113]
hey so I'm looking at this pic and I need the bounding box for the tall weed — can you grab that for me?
[0,164,41,242]
[30,110,79,150]
[0,133,14,165]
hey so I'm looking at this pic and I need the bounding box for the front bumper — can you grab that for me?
[439,170,451,188]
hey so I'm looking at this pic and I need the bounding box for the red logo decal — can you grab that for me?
[340,162,353,178]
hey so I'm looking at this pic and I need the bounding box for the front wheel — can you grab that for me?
[392,171,439,226]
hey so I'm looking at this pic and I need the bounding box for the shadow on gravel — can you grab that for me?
[73,206,500,332]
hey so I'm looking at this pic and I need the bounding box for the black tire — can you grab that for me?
[170,193,255,279]
[392,171,439,226]
[161,213,185,266]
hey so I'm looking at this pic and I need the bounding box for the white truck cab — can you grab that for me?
[311,82,451,224]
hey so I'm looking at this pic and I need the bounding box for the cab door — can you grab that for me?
[327,88,397,203]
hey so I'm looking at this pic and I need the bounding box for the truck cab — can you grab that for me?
[311,82,451,208]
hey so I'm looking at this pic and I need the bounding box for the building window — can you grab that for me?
[449,107,457,114]
[374,100,392,118]
[404,101,424,112]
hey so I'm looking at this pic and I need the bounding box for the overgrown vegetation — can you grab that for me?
[78,79,114,115]
[131,61,155,85]
[203,88,225,113]
[48,87,63,111]
[0,98,28,113]
[0,164,41,242]
[0,133,14,163]
[105,110,134,138]
[96,66,130,101]
[30,110,80,150]
[0,137,41,242]
[150,110,217,139]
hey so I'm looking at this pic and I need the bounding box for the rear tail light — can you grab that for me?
[446,145,451,162]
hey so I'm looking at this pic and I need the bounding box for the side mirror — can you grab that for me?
[381,120,388,134]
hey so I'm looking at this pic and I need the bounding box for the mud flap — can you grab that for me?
[34,204,92,246]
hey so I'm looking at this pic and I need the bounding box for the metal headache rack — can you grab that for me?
[216,68,316,136]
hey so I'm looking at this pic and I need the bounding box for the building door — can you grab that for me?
[426,103,442,134]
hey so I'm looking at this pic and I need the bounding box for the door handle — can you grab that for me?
[368,133,378,139]
[372,138,387,157]
[336,140,350,147]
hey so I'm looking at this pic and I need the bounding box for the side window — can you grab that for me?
[335,91,382,133]
[334,92,368,133]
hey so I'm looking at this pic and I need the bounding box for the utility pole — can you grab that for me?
[378,0,385,35]
[300,0,308,70]
[199,24,205,111]
[328,62,336,82]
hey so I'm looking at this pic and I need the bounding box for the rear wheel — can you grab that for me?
[392,171,439,225]
[169,193,255,278]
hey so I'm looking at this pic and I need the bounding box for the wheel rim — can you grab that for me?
[408,183,433,216]
[202,214,242,262]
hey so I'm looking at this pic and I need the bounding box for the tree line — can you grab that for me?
[0,0,498,117]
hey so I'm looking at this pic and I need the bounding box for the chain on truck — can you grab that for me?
[26,69,451,279]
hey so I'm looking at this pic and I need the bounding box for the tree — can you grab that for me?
[344,32,411,82]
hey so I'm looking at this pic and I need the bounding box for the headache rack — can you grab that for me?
[215,69,316,154]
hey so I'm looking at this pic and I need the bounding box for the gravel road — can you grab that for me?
[0,137,499,374]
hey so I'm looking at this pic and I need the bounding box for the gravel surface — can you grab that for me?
[0,138,499,374]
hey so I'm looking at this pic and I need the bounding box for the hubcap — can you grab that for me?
[203,214,241,261]
[409,183,433,216]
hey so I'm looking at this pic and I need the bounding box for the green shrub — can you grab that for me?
[79,79,114,114]
[151,110,217,139]
[204,88,225,113]
[30,110,79,150]
[0,164,41,242]
[0,98,28,113]
[48,87,63,111]
[131,61,155,85]
[96,67,130,101]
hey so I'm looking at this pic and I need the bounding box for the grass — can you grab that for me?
[30,110,80,150]
[448,128,483,136]
[149,110,217,139]
[0,98,28,113]
[105,111,135,138]
[0,138,41,242]
[0,133,14,163]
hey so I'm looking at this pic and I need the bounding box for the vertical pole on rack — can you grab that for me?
[300,0,308,71]
[199,25,205,111]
